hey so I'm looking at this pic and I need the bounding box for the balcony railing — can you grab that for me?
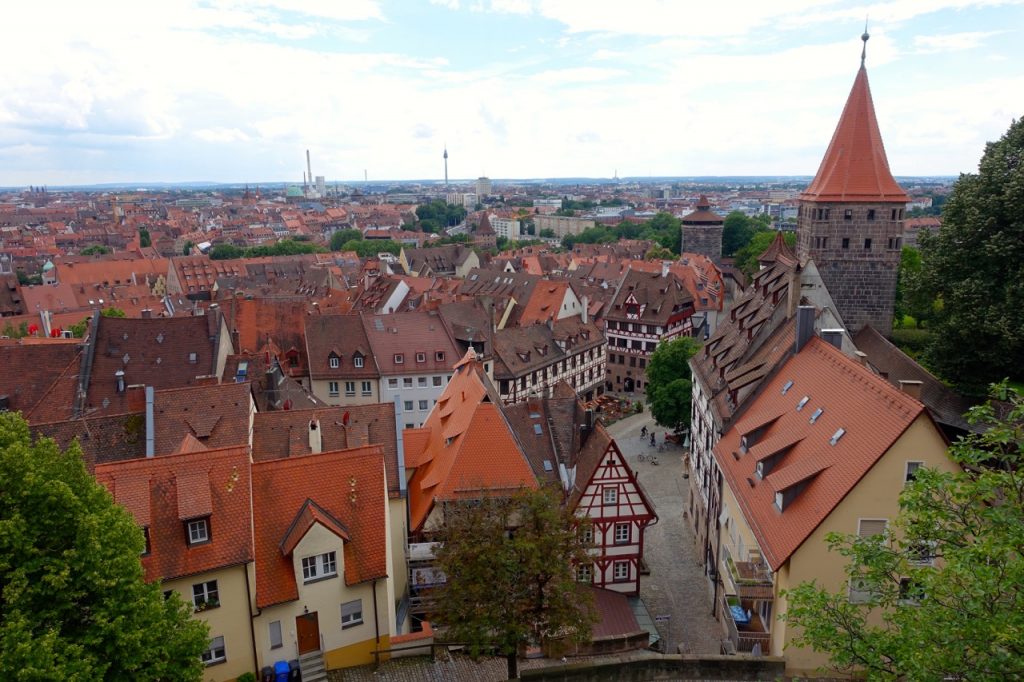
[722,545,774,602]
[721,596,771,654]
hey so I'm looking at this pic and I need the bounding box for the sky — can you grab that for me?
[1,0,1022,185]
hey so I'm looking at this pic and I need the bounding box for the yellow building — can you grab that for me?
[712,335,958,676]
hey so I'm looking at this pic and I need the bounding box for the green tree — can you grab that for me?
[100,307,126,318]
[182,241,195,256]
[783,384,1024,680]
[208,244,244,260]
[139,229,151,248]
[329,229,362,251]
[722,211,757,256]
[646,336,702,429]
[894,246,936,328]
[432,487,595,680]
[80,245,110,256]
[645,245,674,260]
[913,118,1024,395]
[734,230,796,278]
[0,412,209,679]
[68,317,91,338]
[340,239,401,258]
[538,228,556,239]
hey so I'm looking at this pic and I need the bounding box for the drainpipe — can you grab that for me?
[145,386,155,457]
[373,578,381,647]
[244,563,260,672]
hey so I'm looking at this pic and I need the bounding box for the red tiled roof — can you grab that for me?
[714,337,923,570]
[406,351,538,533]
[152,382,252,455]
[801,65,909,203]
[280,499,351,557]
[251,447,389,607]
[95,446,254,582]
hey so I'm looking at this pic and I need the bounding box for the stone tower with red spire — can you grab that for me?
[797,30,908,336]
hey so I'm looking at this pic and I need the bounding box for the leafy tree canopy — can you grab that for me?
[414,199,467,233]
[100,307,126,318]
[722,211,759,256]
[913,117,1024,395]
[338,239,401,258]
[734,230,796,278]
[784,384,1024,680]
[0,412,209,679]
[210,239,325,260]
[80,245,110,256]
[139,229,152,248]
[329,229,363,251]
[646,336,702,428]
[432,486,595,680]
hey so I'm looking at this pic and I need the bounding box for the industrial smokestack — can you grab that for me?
[306,149,312,192]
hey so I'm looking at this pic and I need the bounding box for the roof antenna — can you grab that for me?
[861,18,870,66]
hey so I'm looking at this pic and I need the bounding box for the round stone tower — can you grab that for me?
[681,195,724,264]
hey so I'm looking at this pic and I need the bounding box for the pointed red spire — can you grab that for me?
[801,64,908,203]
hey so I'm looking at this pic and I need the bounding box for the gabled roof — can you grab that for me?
[303,314,378,380]
[713,337,925,570]
[280,498,351,557]
[800,64,908,203]
[0,340,82,417]
[405,351,538,533]
[757,231,796,266]
[152,382,252,455]
[95,445,254,582]
[252,446,388,607]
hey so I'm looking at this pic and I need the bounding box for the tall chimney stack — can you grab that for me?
[306,149,312,192]
[794,305,815,354]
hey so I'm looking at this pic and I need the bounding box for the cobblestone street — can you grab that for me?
[604,408,723,656]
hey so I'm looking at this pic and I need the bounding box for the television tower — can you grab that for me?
[443,145,449,188]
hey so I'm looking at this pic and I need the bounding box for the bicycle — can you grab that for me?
[637,452,647,463]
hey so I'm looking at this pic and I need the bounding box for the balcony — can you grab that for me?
[722,545,774,602]
[721,596,771,654]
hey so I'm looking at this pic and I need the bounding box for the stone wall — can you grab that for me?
[796,201,905,336]
[682,225,723,264]
[520,653,786,681]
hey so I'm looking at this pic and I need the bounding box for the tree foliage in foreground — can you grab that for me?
[913,117,1024,395]
[646,336,702,429]
[0,412,209,680]
[432,486,595,680]
[734,229,795,278]
[784,384,1024,680]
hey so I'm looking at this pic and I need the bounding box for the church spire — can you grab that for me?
[861,20,869,66]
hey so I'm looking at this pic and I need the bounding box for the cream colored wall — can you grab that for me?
[388,497,408,622]
[718,480,763,567]
[165,565,256,682]
[309,378,380,406]
[455,251,480,278]
[777,414,957,675]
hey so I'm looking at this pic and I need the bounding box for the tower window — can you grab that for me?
[891,208,898,220]
[844,209,853,220]
[842,238,850,249]
[814,236,828,249]
[867,209,876,221]
[888,237,901,250]
[864,238,873,250]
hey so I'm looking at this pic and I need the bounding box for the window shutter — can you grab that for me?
[858,519,887,537]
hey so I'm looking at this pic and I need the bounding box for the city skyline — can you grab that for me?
[1,0,1022,185]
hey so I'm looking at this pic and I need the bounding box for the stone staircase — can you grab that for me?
[298,650,327,682]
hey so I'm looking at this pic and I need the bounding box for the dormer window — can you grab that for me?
[353,354,364,368]
[186,517,210,546]
[328,354,340,369]
[435,351,446,362]
[394,354,404,364]
[416,352,426,363]
[301,551,337,583]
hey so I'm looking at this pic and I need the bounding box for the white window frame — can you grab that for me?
[353,355,364,368]
[361,380,372,396]
[404,400,414,411]
[602,486,617,505]
[328,381,340,397]
[418,400,429,411]
[344,381,356,397]
[432,375,443,386]
[576,564,592,583]
[301,551,338,583]
[403,377,413,388]
[417,376,427,387]
[201,635,226,665]
[905,461,924,484]
[849,576,877,604]
[388,378,399,389]
[613,560,629,581]
[581,526,594,544]
[187,518,209,545]
[341,599,363,628]
[192,580,219,609]
[614,522,631,545]
[269,620,283,649]
[394,353,404,364]
[858,518,888,538]
[329,356,340,369]
[416,352,426,363]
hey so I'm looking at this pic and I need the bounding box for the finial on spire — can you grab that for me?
[861,19,869,66]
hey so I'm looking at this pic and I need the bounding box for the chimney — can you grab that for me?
[115,370,126,394]
[308,418,322,454]
[141,308,152,319]
[820,328,844,350]
[898,380,923,400]
[580,294,588,324]
[854,350,868,366]
[794,305,815,354]
[145,386,155,457]
[661,260,670,278]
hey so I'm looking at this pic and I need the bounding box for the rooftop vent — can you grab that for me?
[796,396,810,411]
[543,460,553,472]
[830,428,846,446]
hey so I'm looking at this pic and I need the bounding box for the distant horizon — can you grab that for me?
[1,2,1021,185]
[0,174,958,193]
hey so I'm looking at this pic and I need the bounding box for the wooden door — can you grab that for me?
[296,612,320,654]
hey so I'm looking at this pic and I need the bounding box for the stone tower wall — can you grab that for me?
[796,201,906,336]
[682,224,723,264]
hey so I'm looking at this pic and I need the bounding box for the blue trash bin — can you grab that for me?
[274,660,290,682]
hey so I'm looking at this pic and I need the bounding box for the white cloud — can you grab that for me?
[913,30,1002,52]
[194,128,252,143]
[531,67,628,85]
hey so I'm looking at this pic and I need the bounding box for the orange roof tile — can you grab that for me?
[801,64,908,203]
[251,447,388,608]
[406,351,538,533]
[714,337,924,570]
